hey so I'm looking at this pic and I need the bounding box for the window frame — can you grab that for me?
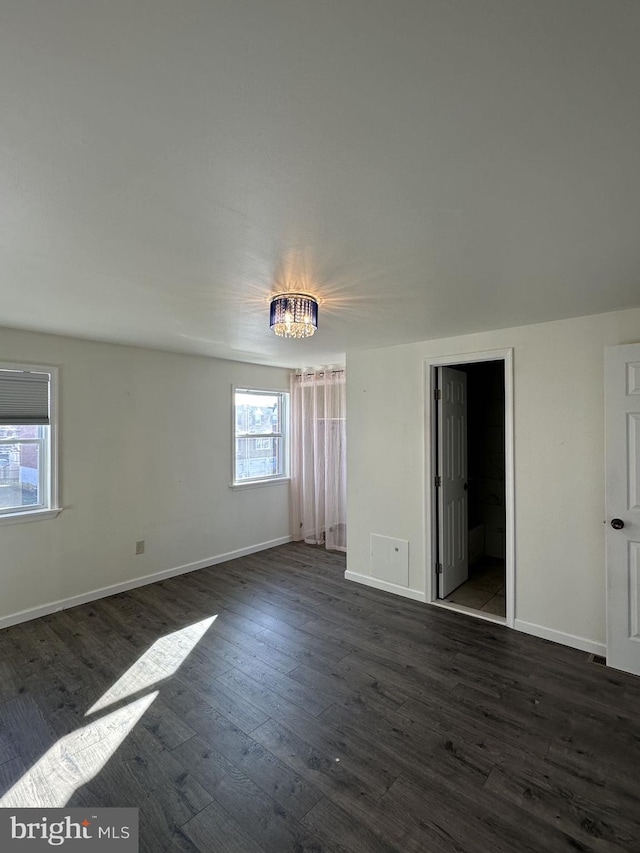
[231,386,290,487]
[0,362,61,525]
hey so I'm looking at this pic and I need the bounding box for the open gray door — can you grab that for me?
[437,366,468,598]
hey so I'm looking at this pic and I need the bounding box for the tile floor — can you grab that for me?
[443,556,506,616]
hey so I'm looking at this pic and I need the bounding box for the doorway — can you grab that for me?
[426,349,515,627]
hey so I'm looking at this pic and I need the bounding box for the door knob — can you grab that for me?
[611,518,625,530]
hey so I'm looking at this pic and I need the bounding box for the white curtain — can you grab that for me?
[290,369,346,552]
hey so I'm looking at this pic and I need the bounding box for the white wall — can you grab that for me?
[0,326,291,626]
[346,306,640,650]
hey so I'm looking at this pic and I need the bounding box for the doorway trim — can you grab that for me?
[424,348,515,628]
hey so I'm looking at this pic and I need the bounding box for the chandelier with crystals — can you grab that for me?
[269,292,318,338]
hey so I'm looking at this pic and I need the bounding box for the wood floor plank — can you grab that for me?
[181,796,267,853]
[170,707,324,821]
[168,734,315,853]
[287,658,408,712]
[134,580,267,638]
[373,691,539,785]
[77,757,201,853]
[484,763,638,852]
[251,718,420,850]
[319,697,494,792]
[383,774,587,853]
[0,706,21,766]
[251,716,385,803]
[253,702,400,798]
[0,661,23,706]
[0,755,27,798]
[252,625,354,669]
[0,692,58,768]
[300,616,463,668]
[545,733,640,804]
[253,717,436,852]
[171,667,270,734]
[337,647,459,701]
[137,699,199,751]
[301,795,406,853]
[527,660,640,720]
[441,683,553,757]
[215,659,334,718]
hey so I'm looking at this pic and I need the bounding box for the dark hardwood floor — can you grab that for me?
[1,543,639,852]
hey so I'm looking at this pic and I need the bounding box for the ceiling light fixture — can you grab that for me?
[269,292,318,338]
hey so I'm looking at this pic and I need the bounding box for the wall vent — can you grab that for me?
[370,534,409,587]
[588,653,607,666]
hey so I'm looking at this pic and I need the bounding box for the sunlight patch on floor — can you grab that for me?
[85,615,217,716]
[0,692,158,809]
[0,615,219,808]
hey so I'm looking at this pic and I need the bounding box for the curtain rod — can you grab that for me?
[293,368,345,378]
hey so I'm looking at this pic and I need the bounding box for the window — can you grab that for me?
[0,364,60,522]
[233,388,289,484]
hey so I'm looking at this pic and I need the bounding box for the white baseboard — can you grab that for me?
[0,536,292,631]
[514,618,606,656]
[344,570,426,602]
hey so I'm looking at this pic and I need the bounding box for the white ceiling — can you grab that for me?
[1,0,639,368]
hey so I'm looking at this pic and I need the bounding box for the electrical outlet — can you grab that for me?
[135,540,145,555]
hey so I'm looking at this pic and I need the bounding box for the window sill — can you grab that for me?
[0,507,63,526]
[229,478,290,491]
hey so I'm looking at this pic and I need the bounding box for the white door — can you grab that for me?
[605,344,640,675]
[437,366,468,597]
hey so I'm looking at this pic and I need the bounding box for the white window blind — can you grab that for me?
[0,370,50,425]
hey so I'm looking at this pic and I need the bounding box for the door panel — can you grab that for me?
[438,366,468,597]
[605,344,640,675]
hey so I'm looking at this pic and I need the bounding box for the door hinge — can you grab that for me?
[434,388,442,401]
[435,475,442,487]
[436,563,443,575]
